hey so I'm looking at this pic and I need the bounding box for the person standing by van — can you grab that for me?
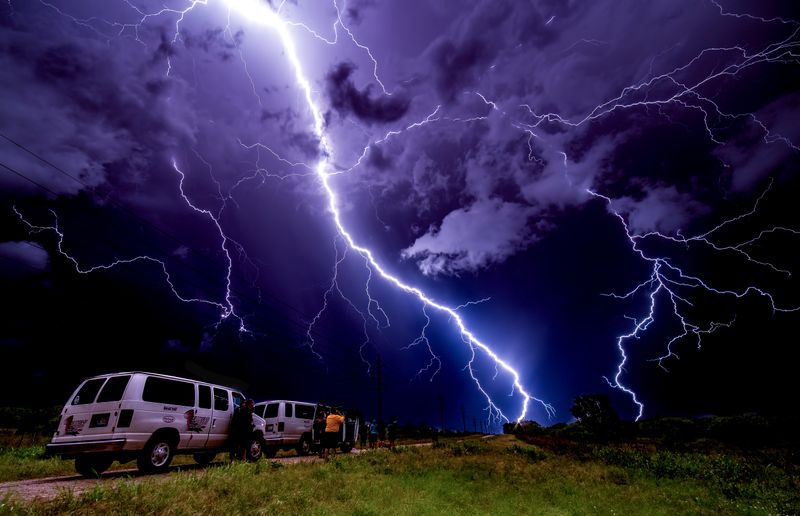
[322,408,345,459]
[231,399,254,462]
[368,419,378,449]
[359,420,368,449]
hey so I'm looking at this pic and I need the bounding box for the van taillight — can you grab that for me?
[117,409,134,428]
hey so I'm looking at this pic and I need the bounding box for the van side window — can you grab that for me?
[142,377,195,407]
[198,385,212,409]
[295,404,314,419]
[264,403,279,418]
[284,403,293,417]
[255,405,265,418]
[72,378,105,405]
[96,375,131,403]
[213,388,229,411]
[232,392,244,409]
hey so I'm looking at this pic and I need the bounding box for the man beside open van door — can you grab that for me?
[322,408,345,460]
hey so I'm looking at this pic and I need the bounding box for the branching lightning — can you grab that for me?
[216,0,551,423]
[19,0,798,424]
[25,0,552,424]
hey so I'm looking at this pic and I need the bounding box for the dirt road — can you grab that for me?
[0,452,341,503]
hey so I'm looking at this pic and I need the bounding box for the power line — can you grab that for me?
[0,152,364,356]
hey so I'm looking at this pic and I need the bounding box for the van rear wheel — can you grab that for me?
[75,454,113,477]
[138,435,175,473]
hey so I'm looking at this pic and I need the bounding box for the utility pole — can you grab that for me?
[438,392,444,432]
[460,403,467,434]
[376,353,383,435]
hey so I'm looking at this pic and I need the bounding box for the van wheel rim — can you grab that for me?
[151,443,170,467]
[250,440,261,458]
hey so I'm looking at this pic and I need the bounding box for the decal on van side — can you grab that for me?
[183,409,210,432]
[64,416,87,435]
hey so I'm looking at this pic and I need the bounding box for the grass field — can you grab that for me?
[1,434,797,514]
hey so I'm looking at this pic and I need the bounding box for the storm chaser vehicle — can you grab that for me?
[253,400,359,456]
[46,372,267,476]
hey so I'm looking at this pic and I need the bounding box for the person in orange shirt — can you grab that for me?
[322,408,345,459]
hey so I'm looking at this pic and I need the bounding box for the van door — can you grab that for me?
[291,403,315,441]
[208,388,231,449]
[262,402,280,445]
[187,384,214,449]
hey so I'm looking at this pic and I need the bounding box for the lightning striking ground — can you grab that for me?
[13,0,798,424]
[218,0,550,423]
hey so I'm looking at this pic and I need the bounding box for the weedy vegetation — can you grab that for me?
[1,432,797,515]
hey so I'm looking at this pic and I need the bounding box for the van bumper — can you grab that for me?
[45,438,127,458]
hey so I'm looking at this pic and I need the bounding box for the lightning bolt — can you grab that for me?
[28,0,549,424]
[22,0,797,424]
[215,0,550,423]
[457,2,800,419]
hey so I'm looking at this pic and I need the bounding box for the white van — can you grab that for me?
[46,372,266,476]
[253,400,358,456]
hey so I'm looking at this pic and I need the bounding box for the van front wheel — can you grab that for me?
[297,436,311,456]
[138,435,175,473]
[246,436,263,462]
[75,454,113,477]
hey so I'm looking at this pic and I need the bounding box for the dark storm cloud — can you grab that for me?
[0,241,48,275]
[344,0,376,26]
[325,62,410,124]
[0,11,197,198]
[426,0,566,103]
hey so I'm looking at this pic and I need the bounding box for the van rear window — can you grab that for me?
[142,377,195,407]
[72,378,105,405]
[96,375,131,402]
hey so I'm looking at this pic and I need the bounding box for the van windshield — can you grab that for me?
[264,403,279,418]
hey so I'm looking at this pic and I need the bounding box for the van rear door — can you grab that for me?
[57,375,132,441]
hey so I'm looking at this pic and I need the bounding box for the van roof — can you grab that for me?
[253,400,317,406]
[82,371,244,392]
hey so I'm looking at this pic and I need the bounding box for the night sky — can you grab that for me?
[1,0,799,430]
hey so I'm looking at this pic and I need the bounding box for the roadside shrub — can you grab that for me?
[508,443,546,462]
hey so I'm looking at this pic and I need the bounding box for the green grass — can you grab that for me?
[4,435,795,514]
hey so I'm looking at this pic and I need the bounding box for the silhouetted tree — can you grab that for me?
[570,395,619,431]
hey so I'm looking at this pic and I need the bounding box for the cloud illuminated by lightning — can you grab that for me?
[219,0,551,423]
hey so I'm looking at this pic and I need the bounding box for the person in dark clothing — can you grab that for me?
[386,418,398,449]
[359,420,368,449]
[230,399,254,462]
[313,407,328,454]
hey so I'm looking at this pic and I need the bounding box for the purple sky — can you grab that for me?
[1,0,799,428]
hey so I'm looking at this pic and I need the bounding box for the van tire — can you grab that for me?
[340,443,353,453]
[75,454,113,477]
[193,452,216,466]
[246,436,263,462]
[138,434,175,473]
[297,436,312,456]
